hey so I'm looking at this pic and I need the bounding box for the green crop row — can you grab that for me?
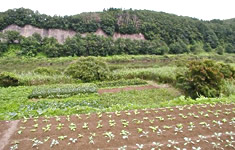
[28,83,97,99]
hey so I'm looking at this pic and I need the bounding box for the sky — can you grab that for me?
[0,0,234,20]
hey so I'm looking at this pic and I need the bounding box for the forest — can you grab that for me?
[0,8,235,57]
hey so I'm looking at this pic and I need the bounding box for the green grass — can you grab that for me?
[113,67,186,84]
[99,88,181,107]
[95,79,148,88]
[0,85,181,120]
[0,54,234,121]
[1,83,234,121]
[18,72,77,86]
[223,80,235,96]
[1,54,234,73]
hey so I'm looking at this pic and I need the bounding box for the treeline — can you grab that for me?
[0,8,235,57]
[0,30,233,57]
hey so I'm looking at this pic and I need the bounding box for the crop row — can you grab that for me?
[28,84,97,99]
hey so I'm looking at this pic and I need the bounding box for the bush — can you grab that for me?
[65,57,111,82]
[176,60,225,98]
[34,67,60,76]
[0,72,21,87]
[218,63,235,79]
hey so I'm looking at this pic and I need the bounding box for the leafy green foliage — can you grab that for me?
[0,8,235,58]
[41,37,63,57]
[169,40,190,54]
[218,63,235,79]
[20,33,42,57]
[0,72,21,87]
[2,30,22,44]
[0,42,8,56]
[65,57,111,82]
[216,45,225,55]
[28,83,97,99]
[176,60,232,98]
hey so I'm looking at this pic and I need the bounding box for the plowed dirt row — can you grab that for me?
[1,103,234,150]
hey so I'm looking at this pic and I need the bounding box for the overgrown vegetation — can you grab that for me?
[0,72,21,87]
[113,67,185,84]
[33,67,60,76]
[65,57,111,82]
[0,54,234,121]
[177,60,235,98]
[0,8,235,57]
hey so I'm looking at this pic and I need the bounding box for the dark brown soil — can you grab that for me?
[98,85,159,94]
[2,103,235,150]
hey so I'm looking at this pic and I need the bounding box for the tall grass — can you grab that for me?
[113,66,186,84]
[223,80,235,96]
[18,72,76,86]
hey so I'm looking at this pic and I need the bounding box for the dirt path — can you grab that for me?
[98,81,169,94]
[0,120,19,150]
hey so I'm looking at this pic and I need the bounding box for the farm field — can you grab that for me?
[0,6,235,150]
[1,103,234,150]
[0,54,235,150]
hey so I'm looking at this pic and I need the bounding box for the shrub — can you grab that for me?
[0,72,21,87]
[34,67,60,76]
[218,63,235,79]
[176,60,225,98]
[65,57,111,82]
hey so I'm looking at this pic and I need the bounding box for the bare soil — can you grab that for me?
[0,120,19,150]
[1,103,234,150]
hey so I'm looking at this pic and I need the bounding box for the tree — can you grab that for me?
[216,45,225,55]
[41,37,62,57]
[20,36,41,57]
[203,43,212,52]
[225,43,235,53]
[169,40,189,54]
[3,30,22,44]
[190,42,203,54]
[63,34,86,56]
[0,42,8,56]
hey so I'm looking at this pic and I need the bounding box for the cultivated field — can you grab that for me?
[0,54,235,150]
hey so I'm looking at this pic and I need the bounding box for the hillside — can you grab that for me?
[0,8,234,57]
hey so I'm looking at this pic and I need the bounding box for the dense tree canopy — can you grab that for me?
[0,8,234,57]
